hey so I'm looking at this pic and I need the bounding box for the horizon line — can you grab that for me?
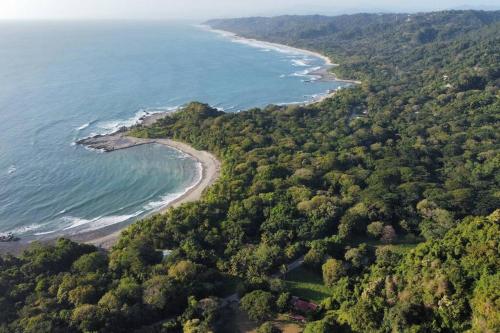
[1,6,499,21]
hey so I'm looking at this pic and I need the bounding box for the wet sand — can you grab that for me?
[201,25,337,67]
[75,134,221,249]
[0,27,360,255]
[201,25,360,106]
[0,124,221,254]
[201,25,361,85]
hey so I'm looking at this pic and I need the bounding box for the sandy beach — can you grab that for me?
[76,134,220,249]
[200,25,361,105]
[0,128,221,254]
[0,26,357,256]
[200,25,337,67]
[201,25,361,83]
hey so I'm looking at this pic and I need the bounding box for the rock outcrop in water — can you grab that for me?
[0,233,19,242]
[76,111,173,152]
[76,131,147,152]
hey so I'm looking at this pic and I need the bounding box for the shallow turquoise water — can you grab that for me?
[0,21,345,239]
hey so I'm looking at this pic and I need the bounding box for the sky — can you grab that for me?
[1,0,499,20]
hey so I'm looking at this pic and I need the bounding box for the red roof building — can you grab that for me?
[291,296,318,313]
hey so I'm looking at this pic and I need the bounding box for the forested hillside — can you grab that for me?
[1,10,499,333]
[207,11,500,81]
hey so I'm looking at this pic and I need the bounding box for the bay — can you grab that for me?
[0,21,345,239]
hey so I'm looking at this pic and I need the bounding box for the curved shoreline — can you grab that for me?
[200,25,361,86]
[74,29,345,250]
[0,26,354,255]
[199,25,336,67]
[0,134,221,254]
[74,135,221,249]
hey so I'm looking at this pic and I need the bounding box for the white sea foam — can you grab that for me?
[83,211,144,232]
[291,69,311,77]
[60,210,144,233]
[214,106,225,112]
[207,27,330,82]
[276,101,307,106]
[76,122,90,131]
[224,105,237,111]
[6,223,42,235]
[97,111,148,134]
[30,210,145,236]
[143,192,184,211]
[290,66,322,81]
[62,216,100,230]
[62,104,203,235]
[230,37,304,56]
[291,59,310,67]
[143,160,203,212]
[7,165,16,175]
[204,26,330,67]
[35,158,202,236]
[83,146,105,154]
[163,144,194,160]
[95,106,179,135]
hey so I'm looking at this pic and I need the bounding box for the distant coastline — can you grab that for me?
[198,25,336,67]
[0,24,355,255]
[66,27,354,250]
[199,24,361,88]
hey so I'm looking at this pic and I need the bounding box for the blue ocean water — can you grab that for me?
[0,21,345,239]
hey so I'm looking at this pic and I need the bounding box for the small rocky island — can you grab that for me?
[0,232,19,242]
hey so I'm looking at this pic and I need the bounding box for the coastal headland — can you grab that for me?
[73,132,221,249]
[0,27,354,255]
[0,114,221,254]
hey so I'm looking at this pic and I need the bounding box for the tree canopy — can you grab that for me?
[1,10,499,332]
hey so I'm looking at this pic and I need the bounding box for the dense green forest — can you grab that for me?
[1,10,499,333]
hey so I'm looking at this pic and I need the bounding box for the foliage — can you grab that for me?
[322,259,347,287]
[1,10,499,332]
[284,266,333,303]
[240,290,276,322]
[257,321,282,333]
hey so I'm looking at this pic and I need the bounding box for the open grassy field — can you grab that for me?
[283,266,333,303]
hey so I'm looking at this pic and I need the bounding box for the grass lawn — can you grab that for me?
[283,266,332,304]
[381,243,419,254]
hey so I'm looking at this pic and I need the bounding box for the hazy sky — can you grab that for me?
[1,0,498,20]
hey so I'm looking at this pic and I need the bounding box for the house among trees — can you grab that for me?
[291,296,318,314]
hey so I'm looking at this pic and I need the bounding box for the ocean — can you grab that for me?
[0,21,346,239]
